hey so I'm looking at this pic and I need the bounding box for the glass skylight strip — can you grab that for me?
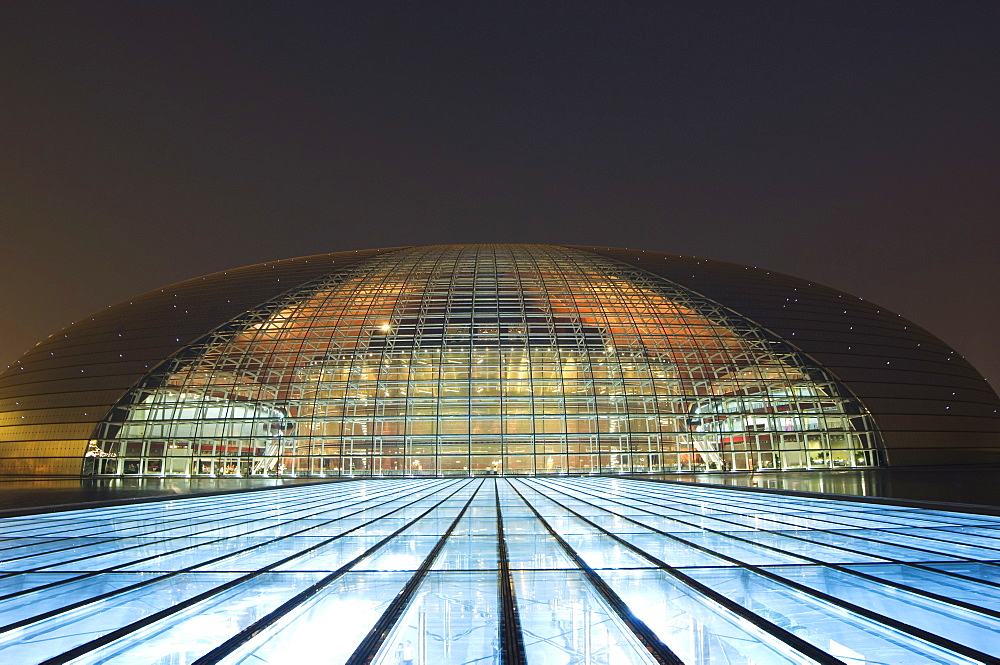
[0,478,997,664]
[516,478,1000,662]
[555,478,1000,562]
[536,478,1000,596]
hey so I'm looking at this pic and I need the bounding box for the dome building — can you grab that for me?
[1,244,997,477]
[3,245,1000,665]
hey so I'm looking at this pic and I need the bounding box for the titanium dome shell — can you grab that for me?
[1,244,997,476]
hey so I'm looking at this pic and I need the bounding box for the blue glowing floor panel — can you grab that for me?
[0,477,999,664]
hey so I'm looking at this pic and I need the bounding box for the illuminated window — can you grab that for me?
[92,246,879,476]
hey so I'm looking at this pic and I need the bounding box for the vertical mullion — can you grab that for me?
[523,477,995,665]
[22,480,461,665]
[178,478,472,665]
[505,479,683,665]
[344,478,484,664]
[495,478,526,664]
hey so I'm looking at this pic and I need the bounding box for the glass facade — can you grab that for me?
[0,477,998,663]
[90,246,878,478]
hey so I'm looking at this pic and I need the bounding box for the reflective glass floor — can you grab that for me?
[1,477,999,664]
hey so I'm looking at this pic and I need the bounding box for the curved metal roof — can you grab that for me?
[0,244,996,474]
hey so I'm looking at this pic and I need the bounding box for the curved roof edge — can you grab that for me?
[1,244,997,473]
[574,246,1000,464]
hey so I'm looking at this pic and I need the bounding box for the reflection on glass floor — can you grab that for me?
[0,478,998,664]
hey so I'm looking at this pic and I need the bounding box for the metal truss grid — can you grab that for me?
[92,246,879,478]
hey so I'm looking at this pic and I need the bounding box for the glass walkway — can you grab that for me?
[0,477,998,664]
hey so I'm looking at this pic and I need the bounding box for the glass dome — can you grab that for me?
[90,245,878,477]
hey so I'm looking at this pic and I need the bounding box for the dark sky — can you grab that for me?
[2,2,998,387]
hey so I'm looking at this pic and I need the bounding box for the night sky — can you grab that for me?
[2,2,998,387]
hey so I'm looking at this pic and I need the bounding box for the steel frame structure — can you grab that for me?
[91,246,878,479]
